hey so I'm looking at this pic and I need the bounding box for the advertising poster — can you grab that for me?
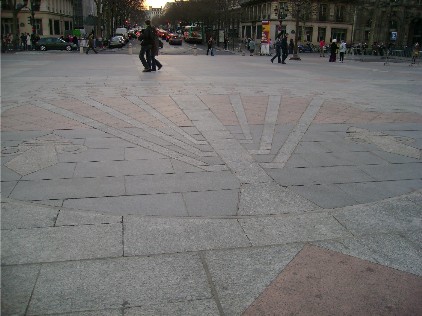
[261,21,271,55]
[261,21,270,44]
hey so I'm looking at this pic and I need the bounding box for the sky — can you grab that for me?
[145,0,173,8]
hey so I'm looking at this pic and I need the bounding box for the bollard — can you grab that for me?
[80,46,84,54]
[128,43,132,55]
[193,44,197,56]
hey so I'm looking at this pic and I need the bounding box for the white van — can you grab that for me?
[115,28,128,37]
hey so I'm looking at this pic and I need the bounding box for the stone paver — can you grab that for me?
[1,51,421,315]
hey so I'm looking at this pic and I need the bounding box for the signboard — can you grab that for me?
[390,31,397,41]
[261,21,270,44]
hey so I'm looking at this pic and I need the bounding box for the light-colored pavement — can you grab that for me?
[1,49,422,315]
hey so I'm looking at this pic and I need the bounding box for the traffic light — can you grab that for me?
[27,16,32,25]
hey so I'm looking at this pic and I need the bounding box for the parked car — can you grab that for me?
[169,35,182,45]
[35,37,77,51]
[108,36,125,49]
[298,44,315,53]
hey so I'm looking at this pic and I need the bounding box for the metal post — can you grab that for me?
[193,44,197,56]
[128,42,132,55]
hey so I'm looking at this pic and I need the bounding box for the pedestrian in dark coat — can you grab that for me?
[86,33,98,54]
[139,20,154,72]
[281,34,288,64]
[271,37,282,63]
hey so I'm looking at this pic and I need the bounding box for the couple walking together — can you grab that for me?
[271,34,288,64]
[139,20,162,72]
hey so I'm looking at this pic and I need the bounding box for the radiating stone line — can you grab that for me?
[230,95,253,142]
[271,97,324,167]
[31,100,209,168]
[173,95,272,184]
[75,96,213,158]
[125,95,206,145]
[260,95,282,151]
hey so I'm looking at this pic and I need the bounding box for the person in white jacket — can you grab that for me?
[339,40,347,63]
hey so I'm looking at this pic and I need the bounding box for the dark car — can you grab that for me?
[35,37,77,51]
[169,35,182,45]
[108,36,125,49]
[298,44,314,53]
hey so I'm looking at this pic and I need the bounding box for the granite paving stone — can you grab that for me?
[204,244,304,316]
[183,189,239,216]
[0,165,22,181]
[27,254,211,315]
[336,180,422,204]
[331,196,422,236]
[125,171,240,195]
[58,148,126,163]
[267,165,375,186]
[63,193,188,216]
[73,159,173,177]
[124,147,168,160]
[313,233,422,276]
[242,245,422,316]
[239,182,319,216]
[124,216,250,256]
[124,300,220,316]
[1,224,123,265]
[1,199,58,230]
[358,163,422,181]
[1,181,18,199]
[1,264,41,316]
[239,212,352,246]
[9,176,126,201]
[289,183,361,208]
[21,162,77,180]
[56,209,122,226]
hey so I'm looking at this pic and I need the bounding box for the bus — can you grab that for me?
[183,25,203,44]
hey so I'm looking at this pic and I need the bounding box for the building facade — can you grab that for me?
[1,0,98,38]
[237,0,422,47]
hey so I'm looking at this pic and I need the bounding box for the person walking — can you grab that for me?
[151,28,162,71]
[281,34,288,64]
[248,38,255,56]
[339,40,346,63]
[319,38,325,57]
[329,39,337,62]
[86,33,98,54]
[72,35,79,49]
[271,37,282,63]
[206,37,214,56]
[412,42,420,64]
[139,20,154,72]
[26,33,31,50]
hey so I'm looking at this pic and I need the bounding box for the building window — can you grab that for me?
[34,19,42,35]
[319,4,327,22]
[1,18,13,35]
[49,19,53,35]
[54,20,60,35]
[305,27,313,42]
[331,28,346,41]
[365,30,370,41]
[335,5,345,23]
[318,27,326,42]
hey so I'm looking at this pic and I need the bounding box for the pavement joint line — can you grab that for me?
[273,96,325,166]
[75,95,211,158]
[124,95,206,146]
[30,99,210,169]
[199,251,225,316]
[259,95,282,151]
[230,94,253,141]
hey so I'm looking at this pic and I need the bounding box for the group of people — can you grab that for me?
[270,33,289,64]
[138,20,162,72]
[1,33,39,52]
[328,39,347,63]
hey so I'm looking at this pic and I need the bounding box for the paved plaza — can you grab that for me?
[1,48,422,315]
